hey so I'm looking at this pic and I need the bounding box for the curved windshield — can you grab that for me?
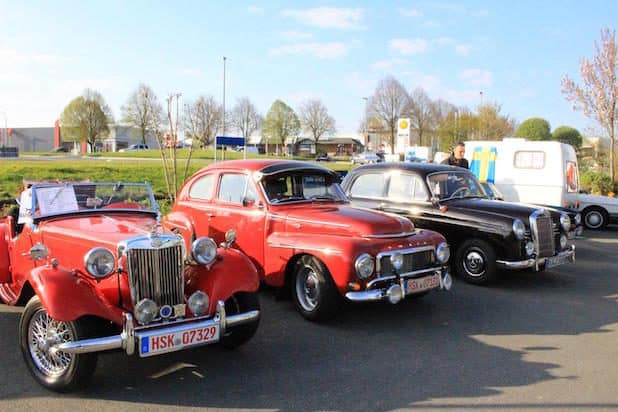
[426,171,488,200]
[261,173,347,204]
[24,182,158,220]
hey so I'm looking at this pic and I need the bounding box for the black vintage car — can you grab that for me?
[341,162,576,285]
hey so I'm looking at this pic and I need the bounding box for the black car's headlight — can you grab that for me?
[512,219,526,240]
[84,247,116,278]
[436,242,450,264]
[560,213,571,231]
[574,213,582,225]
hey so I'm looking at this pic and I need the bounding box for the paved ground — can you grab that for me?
[1,228,617,411]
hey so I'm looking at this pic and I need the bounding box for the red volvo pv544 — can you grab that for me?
[164,160,452,321]
[0,181,261,391]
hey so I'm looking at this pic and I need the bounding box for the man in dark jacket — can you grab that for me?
[441,142,469,169]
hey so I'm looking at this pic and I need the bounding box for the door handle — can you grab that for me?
[207,213,215,217]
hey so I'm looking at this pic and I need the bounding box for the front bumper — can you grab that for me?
[344,266,451,304]
[496,245,576,271]
[52,300,260,356]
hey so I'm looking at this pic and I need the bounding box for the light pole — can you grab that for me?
[0,110,7,147]
[362,97,369,150]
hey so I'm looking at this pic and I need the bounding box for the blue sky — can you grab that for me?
[0,0,617,137]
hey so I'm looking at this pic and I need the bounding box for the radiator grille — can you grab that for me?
[378,249,435,276]
[127,244,184,306]
[532,215,555,258]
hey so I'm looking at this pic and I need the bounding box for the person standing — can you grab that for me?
[441,142,469,169]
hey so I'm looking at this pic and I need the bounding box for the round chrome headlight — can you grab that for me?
[134,299,158,325]
[560,234,568,249]
[355,253,375,279]
[560,213,571,232]
[512,219,526,240]
[525,241,535,256]
[574,213,582,225]
[436,242,450,264]
[191,237,217,265]
[390,253,404,271]
[188,290,209,316]
[84,247,115,278]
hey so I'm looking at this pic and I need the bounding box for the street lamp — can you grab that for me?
[362,97,369,148]
[0,110,7,147]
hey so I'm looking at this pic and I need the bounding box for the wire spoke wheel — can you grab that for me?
[28,309,76,378]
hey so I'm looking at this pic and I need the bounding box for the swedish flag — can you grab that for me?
[470,146,497,183]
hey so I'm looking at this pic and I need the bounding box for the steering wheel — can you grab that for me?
[451,186,471,198]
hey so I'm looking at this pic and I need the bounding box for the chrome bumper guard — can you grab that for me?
[496,245,576,271]
[344,267,451,304]
[52,300,260,356]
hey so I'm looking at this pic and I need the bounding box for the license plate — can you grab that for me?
[406,273,440,295]
[545,254,572,269]
[138,324,220,357]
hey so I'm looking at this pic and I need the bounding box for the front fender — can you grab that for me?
[28,265,124,324]
[185,247,260,315]
[162,211,196,250]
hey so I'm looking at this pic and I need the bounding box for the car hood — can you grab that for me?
[444,197,545,224]
[40,214,162,252]
[271,203,414,238]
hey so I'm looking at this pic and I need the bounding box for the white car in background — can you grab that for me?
[577,191,618,229]
[351,151,382,164]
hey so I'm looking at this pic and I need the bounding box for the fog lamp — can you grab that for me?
[135,299,158,325]
[525,241,535,256]
[386,284,403,304]
[390,253,404,271]
[188,291,209,316]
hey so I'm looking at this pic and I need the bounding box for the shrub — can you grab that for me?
[580,170,613,194]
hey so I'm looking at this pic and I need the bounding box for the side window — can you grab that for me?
[388,173,414,201]
[412,177,428,201]
[514,151,545,169]
[189,174,214,200]
[218,174,248,204]
[349,173,386,198]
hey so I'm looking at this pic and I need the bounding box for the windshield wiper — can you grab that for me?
[270,196,307,203]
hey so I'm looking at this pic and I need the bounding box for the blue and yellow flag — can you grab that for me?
[470,146,497,183]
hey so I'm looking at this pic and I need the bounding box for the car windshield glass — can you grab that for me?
[427,172,488,200]
[262,173,347,203]
[28,182,158,218]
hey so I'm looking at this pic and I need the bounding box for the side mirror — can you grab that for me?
[242,197,256,207]
[430,196,440,208]
[220,229,236,249]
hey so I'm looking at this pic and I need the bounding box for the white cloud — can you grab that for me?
[370,58,408,71]
[389,38,429,55]
[281,7,364,30]
[269,42,349,59]
[0,47,70,65]
[247,5,264,15]
[399,8,422,17]
[455,44,472,56]
[280,31,313,41]
[460,69,494,86]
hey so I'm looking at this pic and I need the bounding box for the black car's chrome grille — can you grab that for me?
[377,248,436,276]
[531,214,555,258]
[126,244,184,306]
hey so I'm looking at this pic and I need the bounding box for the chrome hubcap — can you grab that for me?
[585,211,603,228]
[28,309,75,377]
[296,267,319,312]
[464,251,486,277]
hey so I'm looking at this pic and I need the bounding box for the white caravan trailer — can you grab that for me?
[464,138,618,229]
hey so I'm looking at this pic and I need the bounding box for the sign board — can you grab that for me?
[215,136,245,146]
[396,118,411,153]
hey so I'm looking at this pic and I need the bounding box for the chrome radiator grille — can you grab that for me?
[531,214,555,258]
[126,244,184,306]
[378,248,435,276]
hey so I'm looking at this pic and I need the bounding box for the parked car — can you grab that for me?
[164,159,452,321]
[0,181,260,391]
[315,152,332,162]
[119,143,149,152]
[351,151,381,164]
[341,162,576,285]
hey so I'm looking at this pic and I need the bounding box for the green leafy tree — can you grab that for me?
[552,126,583,148]
[515,117,552,140]
[262,100,300,154]
[477,103,516,140]
[59,89,113,152]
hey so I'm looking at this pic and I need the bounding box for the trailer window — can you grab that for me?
[514,151,545,169]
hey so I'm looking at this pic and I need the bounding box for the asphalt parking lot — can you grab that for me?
[1,228,617,411]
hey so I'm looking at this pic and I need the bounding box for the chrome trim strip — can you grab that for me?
[496,245,575,271]
[366,266,443,288]
[346,270,450,303]
[363,231,416,239]
[267,243,344,255]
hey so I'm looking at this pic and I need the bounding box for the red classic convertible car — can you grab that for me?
[0,181,261,391]
[164,160,452,321]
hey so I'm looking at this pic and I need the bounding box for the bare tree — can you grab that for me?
[121,83,163,145]
[184,95,223,148]
[231,97,262,141]
[369,76,409,154]
[299,99,336,144]
[405,87,436,146]
[562,28,618,182]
